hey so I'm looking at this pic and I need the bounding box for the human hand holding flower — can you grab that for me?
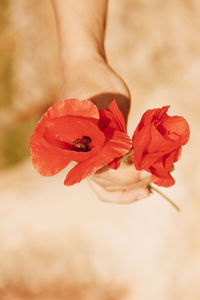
[31,0,189,207]
[30,89,189,208]
[60,49,152,202]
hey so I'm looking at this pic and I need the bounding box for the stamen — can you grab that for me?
[71,136,92,152]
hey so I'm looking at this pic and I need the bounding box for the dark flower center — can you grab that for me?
[71,136,92,152]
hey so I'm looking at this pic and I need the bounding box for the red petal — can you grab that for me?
[162,115,190,145]
[46,99,99,121]
[133,106,169,137]
[108,158,121,170]
[30,114,72,176]
[132,109,157,168]
[150,158,175,187]
[163,148,181,170]
[98,110,111,131]
[107,99,126,131]
[146,122,179,153]
[132,151,164,171]
[98,99,126,132]
[152,173,175,187]
[64,131,132,186]
[155,106,170,120]
[30,133,71,176]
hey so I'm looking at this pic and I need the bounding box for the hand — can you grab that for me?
[61,58,151,204]
[89,164,151,204]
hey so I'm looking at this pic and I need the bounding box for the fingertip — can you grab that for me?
[135,188,150,200]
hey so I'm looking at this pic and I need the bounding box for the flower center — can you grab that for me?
[71,136,92,152]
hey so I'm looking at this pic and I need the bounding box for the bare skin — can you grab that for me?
[51,0,151,203]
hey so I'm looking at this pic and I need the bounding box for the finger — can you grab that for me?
[92,166,151,188]
[93,171,151,192]
[88,180,150,204]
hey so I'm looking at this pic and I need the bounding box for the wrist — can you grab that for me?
[60,42,106,74]
[59,56,130,123]
[60,50,107,88]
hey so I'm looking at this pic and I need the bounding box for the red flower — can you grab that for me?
[30,99,132,186]
[131,106,190,187]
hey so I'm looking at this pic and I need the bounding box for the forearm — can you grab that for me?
[51,0,108,66]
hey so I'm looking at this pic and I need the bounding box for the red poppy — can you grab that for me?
[30,98,132,185]
[131,106,190,187]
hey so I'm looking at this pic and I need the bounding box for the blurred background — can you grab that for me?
[0,0,200,299]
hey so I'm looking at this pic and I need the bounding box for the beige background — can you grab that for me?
[0,0,199,299]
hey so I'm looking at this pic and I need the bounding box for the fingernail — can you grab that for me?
[139,170,151,180]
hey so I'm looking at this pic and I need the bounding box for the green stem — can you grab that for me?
[149,185,180,212]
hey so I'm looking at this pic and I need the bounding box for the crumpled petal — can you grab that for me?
[163,149,181,170]
[152,173,175,187]
[146,122,179,153]
[98,99,126,132]
[64,130,132,186]
[101,99,127,170]
[132,109,156,168]
[133,151,165,171]
[107,98,126,131]
[162,115,190,145]
[150,158,175,187]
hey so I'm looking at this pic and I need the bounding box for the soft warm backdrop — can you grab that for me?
[0,0,199,299]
